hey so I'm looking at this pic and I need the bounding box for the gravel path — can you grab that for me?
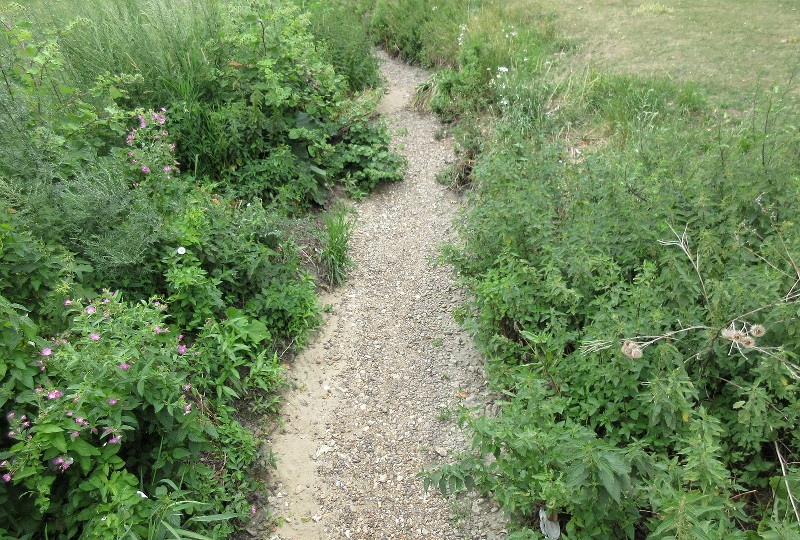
[259,52,507,540]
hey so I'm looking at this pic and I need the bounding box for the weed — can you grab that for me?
[318,202,358,287]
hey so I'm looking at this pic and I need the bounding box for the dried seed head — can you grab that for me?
[750,324,766,338]
[731,330,745,343]
[741,335,756,348]
[721,328,734,340]
[621,340,634,358]
[630,346,643,359]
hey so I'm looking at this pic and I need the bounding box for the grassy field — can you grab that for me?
[543,0,800,108]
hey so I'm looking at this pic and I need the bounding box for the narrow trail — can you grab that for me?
[262,53,507,540]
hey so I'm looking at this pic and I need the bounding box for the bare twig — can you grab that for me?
[659,225,714,320]
[774,439,800,523]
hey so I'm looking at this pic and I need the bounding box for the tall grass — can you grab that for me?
[24,0,222,107]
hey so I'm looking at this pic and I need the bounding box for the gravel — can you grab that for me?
[252,52,508,540]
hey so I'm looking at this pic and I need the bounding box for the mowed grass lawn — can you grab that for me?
[543,0,800,108]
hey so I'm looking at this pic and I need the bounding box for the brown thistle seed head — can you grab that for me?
[731,330,745,342]
[741,335,756,348]
[621,340,633,357]
[750,324,766,338]
[721,328,734,340]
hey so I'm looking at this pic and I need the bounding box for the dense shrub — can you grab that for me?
[0,0,401,536]
[367,0,800,536]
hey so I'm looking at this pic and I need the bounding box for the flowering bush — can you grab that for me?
[0,293,255,538]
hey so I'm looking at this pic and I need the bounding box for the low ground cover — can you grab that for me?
[363,0,800,537]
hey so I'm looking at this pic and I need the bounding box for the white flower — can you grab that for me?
[498,66,509,72]
[176,246,186,255]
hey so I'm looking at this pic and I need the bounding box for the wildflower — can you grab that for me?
[47,390,63,399]
[64,300,72,306]
[85,306,96,314]
[22,421,30,428]
[6,413,13,419]
[731,330,745,342]
[141,165,151,173]
[182,384,191,391]
[119,363,131,370]
[66,411,73,417]
[750,324,766,337]
[108,436,122,444]
[2,473,11,482]
[70,432,80,438]
[251,505,257,515]
[41,348,52,356]
[108,398,118,405]
[102,298,110,303]
[176,345,188,355]
[183,403,192,415]
[741,335,756,348]
[176,246,186,255]
[90,333,100,341]
[75,417,84,424]
[498,66,509,72]
[62,457,73,470]
[164,166,171,173]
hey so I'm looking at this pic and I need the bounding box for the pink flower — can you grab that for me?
[176,345,187,355]
[108,398,117,405]
[41,348,52,356]
[108,436,122,444]
[182,384,191,391]
[90,333,100,341]
[65,411,73,417]
[64,300,72,306]
[183,404,192,416]
[141,165,151,173]
[2,473,11,482]
[85,306,96,314]
[119,363,131,370]
[47,390,63,399]
[22,421,30,428]
[70,432,80,438]
[6,412,13,419]
[75,417,84,424]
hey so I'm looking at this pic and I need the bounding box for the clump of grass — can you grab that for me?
[318,202,358,287]
[633,3,675,15]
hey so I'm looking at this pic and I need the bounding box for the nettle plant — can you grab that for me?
[0,293,248,538]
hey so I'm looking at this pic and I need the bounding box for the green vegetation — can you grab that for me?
[364,0,800,537]
[0,0,401,537]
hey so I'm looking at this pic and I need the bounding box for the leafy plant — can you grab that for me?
[318,202,358,287]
